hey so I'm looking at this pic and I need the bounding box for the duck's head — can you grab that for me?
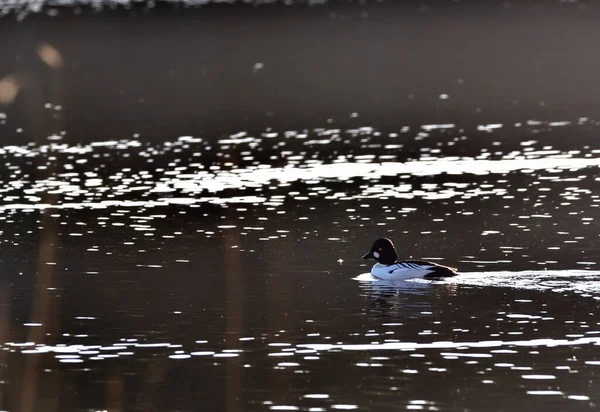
[361,238,398,265]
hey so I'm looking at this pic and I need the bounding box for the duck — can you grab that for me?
[361,238,458,280]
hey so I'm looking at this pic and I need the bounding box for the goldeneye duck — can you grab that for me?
[361,238,458,280]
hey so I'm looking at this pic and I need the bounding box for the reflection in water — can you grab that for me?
[0,283,8,408]
[20,209,60,412]
[223,213,243,412]
[356,273,437,316]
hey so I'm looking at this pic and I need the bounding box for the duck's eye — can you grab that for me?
[378,248,382,252]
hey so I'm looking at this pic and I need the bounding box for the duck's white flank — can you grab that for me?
[370,262,439,281]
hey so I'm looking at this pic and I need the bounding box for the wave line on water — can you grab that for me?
[297,335,600,353]
[1,154,600,211]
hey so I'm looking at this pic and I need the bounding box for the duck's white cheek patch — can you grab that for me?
[373,251,380,259]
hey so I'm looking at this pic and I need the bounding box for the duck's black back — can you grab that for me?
[400,260,458,278]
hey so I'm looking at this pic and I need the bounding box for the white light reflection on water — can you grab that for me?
[297,335,600,352]
[527,391,564,396]
[12,326,600,366]
[1,120,600,213]
[1,155,599,212]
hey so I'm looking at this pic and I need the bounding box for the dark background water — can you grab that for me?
[1,1,600,411]
[2,1,600,144]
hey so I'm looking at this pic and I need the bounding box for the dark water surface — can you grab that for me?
[2,2,600,411]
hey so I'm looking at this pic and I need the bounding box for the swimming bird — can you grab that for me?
[361,238,458,280]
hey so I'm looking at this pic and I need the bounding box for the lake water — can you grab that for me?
[2,119,600,411]
[2,2,600,411]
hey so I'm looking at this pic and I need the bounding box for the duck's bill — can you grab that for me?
[361,252,374,259]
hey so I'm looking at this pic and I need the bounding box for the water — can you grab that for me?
[2,2,600,411]
[1,118,599,411]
